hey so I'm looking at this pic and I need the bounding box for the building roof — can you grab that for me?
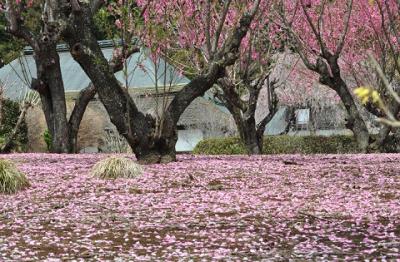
[0,41,189,99]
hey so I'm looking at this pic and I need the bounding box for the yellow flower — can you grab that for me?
[354,86,382,105]
[371,90,381,104]
[354,87,372,105]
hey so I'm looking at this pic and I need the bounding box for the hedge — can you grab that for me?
[193,135,360,155]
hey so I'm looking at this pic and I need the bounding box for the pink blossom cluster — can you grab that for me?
[0,153,399,260]
[135,0,272,68]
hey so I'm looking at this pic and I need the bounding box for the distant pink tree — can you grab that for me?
[352,0,400,149]
[271,52,346,132]
[276,0,399,151]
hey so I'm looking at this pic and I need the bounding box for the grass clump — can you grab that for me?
[0,159,30,194]
[90,156,143,179]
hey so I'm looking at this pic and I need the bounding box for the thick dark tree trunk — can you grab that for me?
[334,80,370,151]
[32,47,96,153]
[316,57,370,152]
[217,79,262,155]
[217,75,277,155]
[33,47,70,153]
[231,105,278,155]
[370,125,392,152]
[223,96,261,155]
[136,115,178,164]
[63,15,160,161]
[237,115,262,155]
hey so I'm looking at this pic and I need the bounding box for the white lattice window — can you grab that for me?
[295,108,310,130]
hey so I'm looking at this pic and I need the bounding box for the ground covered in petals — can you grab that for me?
[0,153,399,260]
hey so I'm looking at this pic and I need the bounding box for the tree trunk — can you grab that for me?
[317,58,370,152]
[223,98,261,155]
[370,125,391,152]
[4,0,93,154]
[331,78,370,151]
[63,17,160,160]
[33,47,70,153]
[217,78,262,155]
[239,117,262,155]
[135,115,178,164]
[67,84,97,153]
[217,74,278,155]
[32,47,95,153]
[368,102,400,152]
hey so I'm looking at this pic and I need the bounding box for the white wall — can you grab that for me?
[176,129,203,152]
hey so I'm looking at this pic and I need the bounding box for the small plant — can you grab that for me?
[0,98,29,152]
[104,130,130,153]
[0,159,30,194]
[43,130,52,152]
[90,156,143,179]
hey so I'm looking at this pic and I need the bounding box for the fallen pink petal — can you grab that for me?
[0,153,399,260]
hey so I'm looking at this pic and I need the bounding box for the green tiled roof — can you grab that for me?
[0,43,189,100]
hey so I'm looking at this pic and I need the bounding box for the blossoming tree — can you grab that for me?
[62,0,263,163]
[352,0,400,151]
[212,26,279,155]
[276,0,399,151]
[139,0,279,155]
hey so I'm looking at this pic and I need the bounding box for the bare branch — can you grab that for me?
[376,118,400,127]
[276,2,317,71]
[300,0,329,57]
[109,45,141,73]
[256,77,278,140]
[205,0,212,57]
[219,0,262,65]
[90,0,104,14]
[218,77,246,112]
[369,53,400,105]
[68,83,96,131]
[0,102,30,153]
[335,0,353,57]
[379,0,400,75]
[211,0,233,55]
[278,21,316,71]
[317,0,326,37]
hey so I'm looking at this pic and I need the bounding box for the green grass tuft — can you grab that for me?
[90,156,143,179]
[0,159,30,194]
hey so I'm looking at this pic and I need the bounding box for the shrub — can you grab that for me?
[43,130,52,152]
[0,159,30,194]
[90,156,143,179]
[0,99,28,151]
[193,137,245,155]
[193,135,359,155]
[262,135,358,154]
